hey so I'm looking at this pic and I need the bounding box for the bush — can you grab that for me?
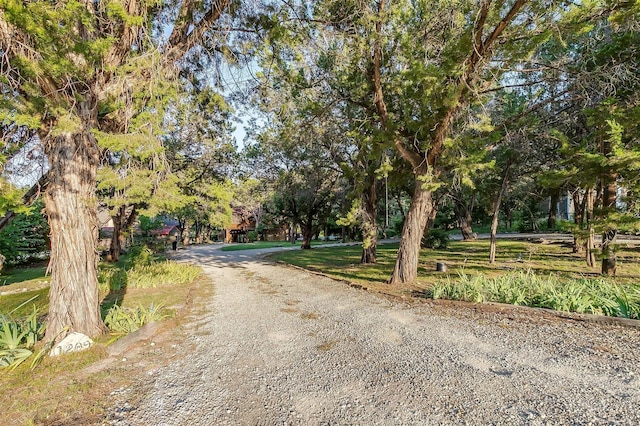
[381,228,397,238]
[0,201,49,266]
[247,230,258,242]
[104,303,169,334]
[429,270,640,319]
[422,228,449,249]
[125,245,154,269]
[392,217,404,234]
[0,307,45,369]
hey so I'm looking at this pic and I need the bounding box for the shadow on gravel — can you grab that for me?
[168,244,291,270]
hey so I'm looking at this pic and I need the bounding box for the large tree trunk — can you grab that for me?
[490,165,511,264]
[388,182,435,284]
[585,188,596,268]
[453,194,476,240]
[360,173,377,264]
[301,220,313,250]
[600,134,618,276]
[108,205,125,263]
[107,205,136,263]
[182,220,191,246]
[547,190,559,229]
[44,129,106,341]
[601,182,617,275]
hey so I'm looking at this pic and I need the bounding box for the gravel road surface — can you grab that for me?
[107,243,640,425]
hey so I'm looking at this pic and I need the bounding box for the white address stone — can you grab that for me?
[50,332,94,357]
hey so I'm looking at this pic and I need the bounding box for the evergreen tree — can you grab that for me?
[0,0,231,340]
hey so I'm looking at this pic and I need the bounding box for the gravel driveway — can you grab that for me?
[108,244,640,425]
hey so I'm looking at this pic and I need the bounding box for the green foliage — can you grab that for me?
[382,228,397,238]
[247,230,258,242]
[0,178,26,217]
[430,270,640,319]
[0,307,45,369]
[422,228,450,249]
[104,303,169,334]
[0,200,49,265]
[125,245,155,269]
[336,200,360,227]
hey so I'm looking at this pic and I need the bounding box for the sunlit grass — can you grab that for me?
[273,240,640,284]
[272,240,640,318]
[220,240,335,251]
[0,265,49,287]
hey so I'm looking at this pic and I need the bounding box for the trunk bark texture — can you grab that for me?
[572,190,585,254]
[44,129,106,341]
[301,220,313,250]
[388,183,435,284]
[600,135,618,276]
[585,188,596,267]
[108,205,136,262]
[454,195,476,240]
[183,221,191,246]
[360,173,377,264]
[490,165,511,264]
[547,190,559,229]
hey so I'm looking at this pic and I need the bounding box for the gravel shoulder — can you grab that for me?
[107,244,640,425]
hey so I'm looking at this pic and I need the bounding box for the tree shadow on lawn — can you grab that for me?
[98,263,128,319]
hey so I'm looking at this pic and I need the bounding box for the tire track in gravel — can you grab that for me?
[108,244,640,425]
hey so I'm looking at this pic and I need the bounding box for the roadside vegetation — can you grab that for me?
[271,240,640,319]
[220,239,337,252]
[0,247,203,424]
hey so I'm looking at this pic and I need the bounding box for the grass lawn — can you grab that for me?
[271,239,640,318]
[1,264,49,287]
[272,240,640,285]
[220,239,335,252]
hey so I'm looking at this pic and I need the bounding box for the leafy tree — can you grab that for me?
[311,0,565,283]
[0,0,231,340]
[0,199,48,267]
[529,4,640,273]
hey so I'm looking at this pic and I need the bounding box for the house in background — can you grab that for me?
[223,207,256,243]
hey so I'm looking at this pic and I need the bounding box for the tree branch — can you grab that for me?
[166,0,231,64]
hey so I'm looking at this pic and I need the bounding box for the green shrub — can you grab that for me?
[0,307,45,369]
[104,303,169,334]
[392,217,404,234]
[380,228,397,238]
[125,245,155,269]
[0,201,49,266]
[422,228,449,249]
[429,270,640,319]
[247,230,258,242]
